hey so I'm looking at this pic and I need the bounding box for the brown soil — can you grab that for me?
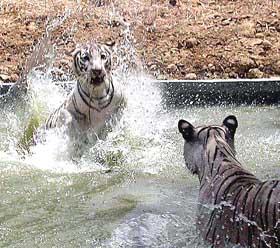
[0,0,280,83]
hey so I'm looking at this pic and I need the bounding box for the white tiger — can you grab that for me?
[38,41,125,158]
[178,116,280,247]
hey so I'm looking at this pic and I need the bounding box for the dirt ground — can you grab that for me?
[0,0,280,83]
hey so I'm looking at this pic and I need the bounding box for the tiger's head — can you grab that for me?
[178,115,238,175]
[72,41,113,87]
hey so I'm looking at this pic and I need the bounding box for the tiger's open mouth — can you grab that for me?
[90,76,104,85]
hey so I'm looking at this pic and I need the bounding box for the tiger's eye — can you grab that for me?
[101,53,107,60]
[81,53,90,61]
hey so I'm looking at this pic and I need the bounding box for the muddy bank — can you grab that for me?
[0,0,280,83]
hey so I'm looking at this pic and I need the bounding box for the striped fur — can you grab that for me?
[178,116,280,247]
[43,41,125,155]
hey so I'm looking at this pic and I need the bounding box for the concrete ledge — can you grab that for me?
[1,78,280,105]
[0,82,73,96]
[156,78,280,106]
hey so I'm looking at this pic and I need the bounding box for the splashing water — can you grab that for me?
[8,16,179,175]
[19,68,175,175]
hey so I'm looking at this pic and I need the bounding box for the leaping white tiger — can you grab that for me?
[35,41,125,158]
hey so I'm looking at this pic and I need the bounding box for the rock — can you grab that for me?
[274,61,280,74]
[232,56,255,72]
[185,73,197,80]
[157,74,167,80]
[262,40,272,50]
[150,64,157,71]
[228,72,239,78]
[176,63,184,69]
[167,64,177,73]
[177,40,184,49]
[169,0,177,6]
[10,74,19,82]
[238,21,255,38]
[240,38,263,47]
[213,14,221,18]
[0,74,10,82]
[184,38,199,49]
[257,48,266,56]
[225,67,231,73]
[247,68,264,78]
[221,18,231,26]
[271,20,280,32]
[250,38,263,46]
[26,22,37,32]
[208,63,216,72]
[255,33,264,38]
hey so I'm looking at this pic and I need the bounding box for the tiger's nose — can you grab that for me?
[91,69,102,77]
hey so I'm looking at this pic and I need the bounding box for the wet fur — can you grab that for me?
[178,116,280,247]
[42,41,125,158]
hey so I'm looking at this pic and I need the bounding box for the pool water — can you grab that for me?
[0,72,279,248]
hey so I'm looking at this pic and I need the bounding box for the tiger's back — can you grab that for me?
[178,116,280,247]
[198,171,280,247]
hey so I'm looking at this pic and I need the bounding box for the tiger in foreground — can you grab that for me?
[178,115,280,248]
[35,41,125,158]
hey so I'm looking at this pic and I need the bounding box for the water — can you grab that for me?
[0,70,279,247]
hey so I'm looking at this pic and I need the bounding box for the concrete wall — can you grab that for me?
[157,78,280,106]
[1,78,280,105]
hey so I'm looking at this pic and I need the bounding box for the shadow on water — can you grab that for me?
[1,2,280,248]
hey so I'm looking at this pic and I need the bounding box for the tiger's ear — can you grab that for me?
[72,48,81,58]
[71,44,82,57]
[222,115,238,138]
[65,45,79,57]
[178,119,194,141]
